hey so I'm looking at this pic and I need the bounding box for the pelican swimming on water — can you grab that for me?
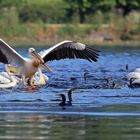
[127,68,140,80]
[0,39,99,88]
[0,67,48,88]
[0,65,19,88]
[28,68,49,86]
[127,68,140,87]
[0,68,48,88]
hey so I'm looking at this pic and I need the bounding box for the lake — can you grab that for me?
[0,45,140,140]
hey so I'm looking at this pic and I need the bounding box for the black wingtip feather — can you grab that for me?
[43,41,100,63]
[85,47,100,62]
[86,47,100,56]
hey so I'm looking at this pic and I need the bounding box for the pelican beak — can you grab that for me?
[31,51,52,72]
[31,51,44,63]
[40,63,52,72]
[7,65,19,74]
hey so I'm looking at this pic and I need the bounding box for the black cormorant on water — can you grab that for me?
[59,94,66,106]
[83,70,89,81]
[59,88,75,106]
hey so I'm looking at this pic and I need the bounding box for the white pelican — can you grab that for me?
[0,39,99,88]
[29,68,49,86]
[0,39,52,88]
[127,68,140,80]
[127,72,140,80]
[0,65,19,88]
[127,68,140,86]
[0,68,48,88]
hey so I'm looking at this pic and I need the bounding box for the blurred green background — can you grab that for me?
[0,0,140,46]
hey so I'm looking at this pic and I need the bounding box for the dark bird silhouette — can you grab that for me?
[59,94,66,106]
[59,88,75,106]
[83,70,89,81]
[125,64,129,71]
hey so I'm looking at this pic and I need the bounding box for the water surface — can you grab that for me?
[0,46,140,139]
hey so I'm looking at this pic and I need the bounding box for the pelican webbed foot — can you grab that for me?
[28,78,37,90]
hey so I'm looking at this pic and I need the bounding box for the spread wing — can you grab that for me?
[0,39,26,68]
[40,40,100,62]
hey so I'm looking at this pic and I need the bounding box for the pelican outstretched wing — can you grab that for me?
[40,40,100,62]
[0,39,25,67]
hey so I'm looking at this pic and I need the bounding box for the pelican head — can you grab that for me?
[29,48,44,63]
[29,48,52,72]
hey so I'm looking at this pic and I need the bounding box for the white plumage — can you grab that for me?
[127,68,140,85]
[31,69,49,86]
[0,39,51,88]
[0,65,19,88]
[0,68,48,88]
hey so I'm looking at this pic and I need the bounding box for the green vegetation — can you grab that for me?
[0,0,140,45]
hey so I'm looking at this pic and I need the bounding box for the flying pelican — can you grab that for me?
[0,39,52,88]
[0,39,99,88]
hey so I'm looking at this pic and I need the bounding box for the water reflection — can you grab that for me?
[0,113,140,140]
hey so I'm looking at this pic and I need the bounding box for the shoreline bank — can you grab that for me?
[4,38,140,48]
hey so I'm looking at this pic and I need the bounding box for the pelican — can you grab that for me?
[28,69,49,86]
[127,72,140,80]
[0,39,99,88]
[0,67,48,88]
[127,68,140,87]
[127,68,140,80]
[0,65,19,88]
[0,39,52,88]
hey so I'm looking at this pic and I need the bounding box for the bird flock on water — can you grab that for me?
[0,38,139,106]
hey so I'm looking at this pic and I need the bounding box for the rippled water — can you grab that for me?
[0,46,140,139]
